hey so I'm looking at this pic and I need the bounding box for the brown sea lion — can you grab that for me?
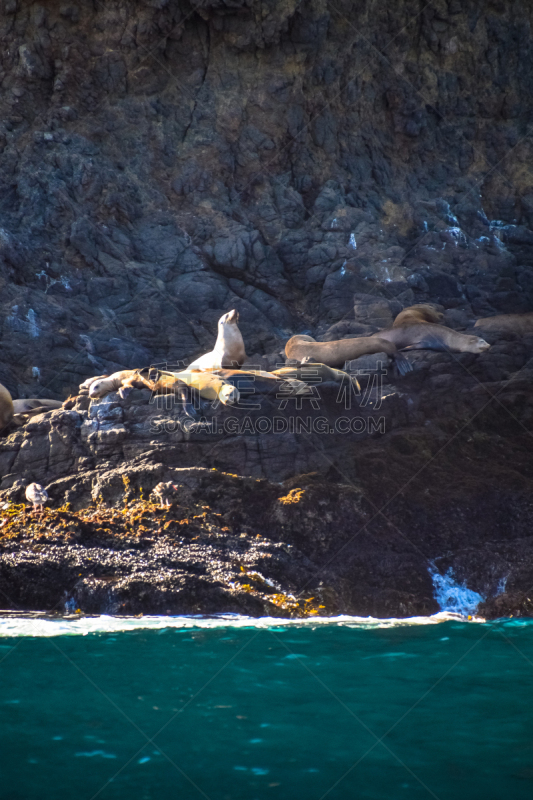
[393,304,444,327]
[474,312,533,335]
[188,309,247,370]
[12,398,62,415]
[0,383,14,430]
[285,324,489,372]
[374,323,490,354]
[12,398,63,426]
[285,334,413,375]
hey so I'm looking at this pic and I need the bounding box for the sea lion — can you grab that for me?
[285,324,489,372]
[12,398,62,415]
[474,312,533,335]
[188,309,247,370]
[373,323,491,354]
[80,374,108,392]
[87,369,150,400]
[12,398,63,426]
[212,368,313,396]
[285,335,413,375]
[393,304,444,327]
[0,383,13,430]
[150,369,240,406]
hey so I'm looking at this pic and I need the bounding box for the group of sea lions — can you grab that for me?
[78,303,492,414]
[285,303,491,375]
[2,304,533,432]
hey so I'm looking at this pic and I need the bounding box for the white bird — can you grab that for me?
[152,482,178,509]
[25,483,48,513]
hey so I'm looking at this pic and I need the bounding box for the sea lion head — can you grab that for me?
[218,384,240,405]
[88,378,113,399]
[466,335,491,353]
[220,309,239,326]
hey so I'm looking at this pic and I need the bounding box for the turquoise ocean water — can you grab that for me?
[1,614,532,800]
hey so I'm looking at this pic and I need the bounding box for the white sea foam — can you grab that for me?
[0,611,483,638]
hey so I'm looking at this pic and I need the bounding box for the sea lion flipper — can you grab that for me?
[393,353,413,376]
[401,338,444,352]
[178,385,197,418]
[118,387,132,399]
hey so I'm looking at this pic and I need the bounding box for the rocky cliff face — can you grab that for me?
[1,0,532,394]
[0,0,532,618]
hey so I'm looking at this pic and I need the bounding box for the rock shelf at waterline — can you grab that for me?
[0,354,532,621]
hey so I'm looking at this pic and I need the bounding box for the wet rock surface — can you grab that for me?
[0,1,532,617]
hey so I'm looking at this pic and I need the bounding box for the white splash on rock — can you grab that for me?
[429,564,484,617]
[349,233,357,249]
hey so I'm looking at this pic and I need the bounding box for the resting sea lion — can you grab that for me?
[188,309,247,370]
[0,383,13,430]
[373,323,490,354]
[13,398,62,415]
[212,368,312,396]
[80,374,108,392]
[474,312,533,336]
[285,324,489,372]
[150,369,240,406]
[285,334,413,375]
[87,369,150,399]
[12,398,63,426]
[393,304,443,327]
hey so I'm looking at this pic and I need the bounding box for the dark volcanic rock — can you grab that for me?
[0,339,532,619]
[0,0,532,617]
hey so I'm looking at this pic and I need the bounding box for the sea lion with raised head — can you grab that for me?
[0,383,13,430]
[474,312,533,336]
[188,309,247,370]
[393,304,444,327]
